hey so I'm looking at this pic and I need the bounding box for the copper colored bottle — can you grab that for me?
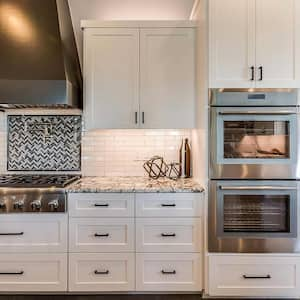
[179,138,191,178]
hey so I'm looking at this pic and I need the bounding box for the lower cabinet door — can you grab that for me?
[136,253,202,291]
[0,214,67,252]
[69,218,135,253]
[69,253,135,292]
[208,255,300,297]
[136,218,202,253]
[0,253,67,292]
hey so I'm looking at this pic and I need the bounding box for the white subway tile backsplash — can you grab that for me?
[82,129,192,177]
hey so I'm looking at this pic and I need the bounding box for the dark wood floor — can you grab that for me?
[0,295,203,300]
[0,295,286,300]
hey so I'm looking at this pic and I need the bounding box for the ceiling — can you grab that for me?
[68,0,196,66]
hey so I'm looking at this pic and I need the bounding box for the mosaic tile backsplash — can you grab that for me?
[82,129,192,177]
[8,115,81,171]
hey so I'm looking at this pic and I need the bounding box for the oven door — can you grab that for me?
[210,106,299,179]
[208,180,299,253]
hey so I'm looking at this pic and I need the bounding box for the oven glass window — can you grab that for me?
[223,121,290,159]
[223,195,290,233]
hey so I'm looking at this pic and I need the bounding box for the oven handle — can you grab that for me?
[218,111,296,115]
[219,186,296,191]
[243,274,271,280]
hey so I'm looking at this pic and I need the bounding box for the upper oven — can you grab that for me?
[209,90,300,179]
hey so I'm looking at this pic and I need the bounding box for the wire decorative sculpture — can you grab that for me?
[167,162,181,180]
[143,156,181,180]
[143,156,169,179]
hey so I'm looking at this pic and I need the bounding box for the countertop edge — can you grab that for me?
[67,189,204,193]
[66,177,205,194]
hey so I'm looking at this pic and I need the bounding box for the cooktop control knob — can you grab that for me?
[0,202,6,209]
[13,200,24,209]
[30,200,42,210]
[48,200,59,210]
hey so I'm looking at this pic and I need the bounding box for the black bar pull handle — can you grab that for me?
[94,233,110,237]
[258,66,263,81]
[161,204,176,207]
[250,66,255,81]
[135,112,138,124]
[0,271,24,275]
[142,112,145,124]
[94,270,109,275]
[0,232,24,236]
[161,233,176,237]
[161,270,176,275]
[243,274,271,279]
[94,203,109,207]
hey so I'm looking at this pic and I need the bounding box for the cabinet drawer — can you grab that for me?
[209,255,300,297]
[69,253,135,291]
[0,253,67,292]
[0,214,67,252]
[69,218,134,252]
[136,218,202,252]
[68,193,134,217]
[136,193,202,217]
[136,253,202,291]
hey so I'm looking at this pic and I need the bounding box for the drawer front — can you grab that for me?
[69,253,135,291]
[136,218,202,252]
[0,253,67,292]
[136,253,202,291]
[69,218,135,252]
[0,214,67,252]
[68,193,134,217]
[136,193,203,217]
[209,255,300,297]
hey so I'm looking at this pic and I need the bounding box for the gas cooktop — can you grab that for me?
[0,174,80,188]
[0,175,80,213]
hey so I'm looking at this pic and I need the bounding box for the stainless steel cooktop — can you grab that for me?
[0,174,80,213]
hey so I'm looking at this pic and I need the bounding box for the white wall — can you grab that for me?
[190,0,209,292]
[68,0,195,66]
[191,0,208,186]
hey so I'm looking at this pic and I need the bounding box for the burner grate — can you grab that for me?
[0,175,80,188]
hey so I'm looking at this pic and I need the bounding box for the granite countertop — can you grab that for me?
[66,177,204,193]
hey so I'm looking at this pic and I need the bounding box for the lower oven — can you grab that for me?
[208,180,299,253]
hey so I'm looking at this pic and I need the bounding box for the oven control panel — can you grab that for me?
[0,190,66,213]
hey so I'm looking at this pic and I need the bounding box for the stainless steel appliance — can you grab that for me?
[0,175,79,213]
[210,89,300,179]
[0,0,82,108]
[208,180,299,253]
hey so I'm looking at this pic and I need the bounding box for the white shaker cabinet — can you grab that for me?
[68,191,204,292]
[208,255,300,297]
[82,22,196,129]
[209,0,300,88]
[255,0,297,87]
[140,28,195,128]
[209,0,255,88]
[83,28,139,129]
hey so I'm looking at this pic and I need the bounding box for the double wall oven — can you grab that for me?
[208,89,300,253]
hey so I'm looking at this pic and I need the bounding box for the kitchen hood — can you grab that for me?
[0,0,82,108]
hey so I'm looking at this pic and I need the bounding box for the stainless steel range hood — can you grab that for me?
[0,0,82,108]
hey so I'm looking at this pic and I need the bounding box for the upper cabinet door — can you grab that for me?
[140,28,195,129]
[209,0,256,88]
[255,0,299,88]
[83,28,139,129]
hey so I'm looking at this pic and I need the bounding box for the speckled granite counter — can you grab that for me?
[66,177,204,193]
